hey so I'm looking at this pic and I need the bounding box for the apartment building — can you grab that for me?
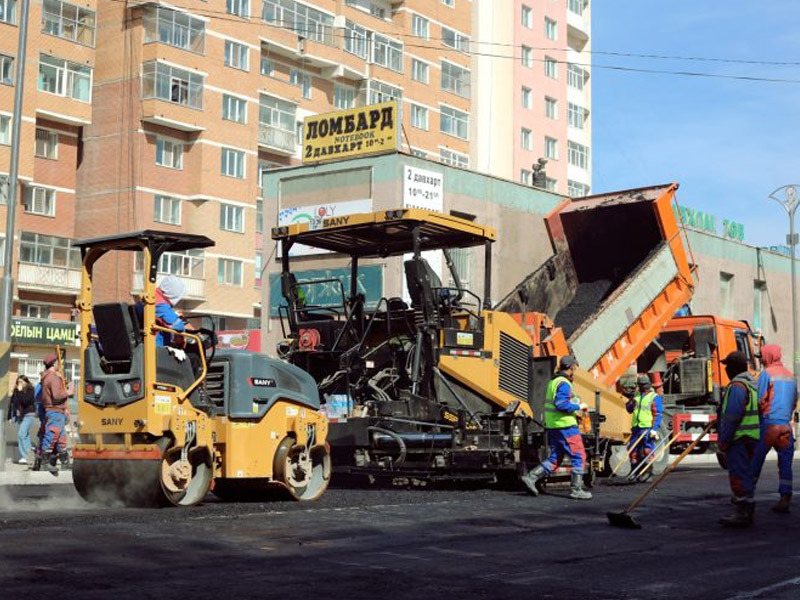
[472,0,592,196]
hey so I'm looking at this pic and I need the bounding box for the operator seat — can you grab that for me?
[404,257,446,325]
[92,302,142,373]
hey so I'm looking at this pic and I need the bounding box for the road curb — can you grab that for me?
[0,470,73,486]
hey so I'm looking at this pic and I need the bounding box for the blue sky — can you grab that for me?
[592,1,800,248]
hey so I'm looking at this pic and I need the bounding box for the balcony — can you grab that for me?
[132,273,206,301]
[567,3,590,49]
[258,124,297,155]
[17,263,81,293]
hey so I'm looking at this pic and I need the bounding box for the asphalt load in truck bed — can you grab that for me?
[553,279,613,340]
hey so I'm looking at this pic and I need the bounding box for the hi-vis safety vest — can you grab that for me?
[632,390,656,429]
[544,376,578,429]
[722,381,760,442]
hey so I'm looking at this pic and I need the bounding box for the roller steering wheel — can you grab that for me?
[186,327,217,365]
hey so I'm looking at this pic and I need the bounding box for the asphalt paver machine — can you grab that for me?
[72,231,330,506]
[272,209,603,484]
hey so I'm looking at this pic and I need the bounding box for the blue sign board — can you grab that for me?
[268,265,383,313]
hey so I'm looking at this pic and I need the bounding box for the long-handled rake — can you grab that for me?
[607,420,715,529]
[626,430,681,482]
[606,430,648,478]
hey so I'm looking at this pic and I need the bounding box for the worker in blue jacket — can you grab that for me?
[752,344,797,513]
[717,351,760,528]
[521,355,592,500]
[626,374,664,482]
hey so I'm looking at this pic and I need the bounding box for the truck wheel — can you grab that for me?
[273,438,331,501]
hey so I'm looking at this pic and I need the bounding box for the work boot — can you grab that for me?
[637,469,653,484]
[719,501,755,528]
[569,471,592,500]
[31,453,42,472]
[772,494,792,514]
[521,465,547,496]
[58,451,71,471]
[45,452,60,476]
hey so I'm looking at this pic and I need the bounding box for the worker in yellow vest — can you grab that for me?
[717,351,760,528]
[625,374,664,482]
[521,356,592,500]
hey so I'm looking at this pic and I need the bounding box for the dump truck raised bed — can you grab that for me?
[496,183,696,444]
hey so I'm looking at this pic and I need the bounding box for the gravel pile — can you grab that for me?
[554,279,613,339]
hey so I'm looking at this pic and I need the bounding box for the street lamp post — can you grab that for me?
[768,185,800,379]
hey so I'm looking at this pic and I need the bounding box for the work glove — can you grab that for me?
[649,430,659,441]
[579,402,589,412]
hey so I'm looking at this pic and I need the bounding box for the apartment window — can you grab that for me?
[20,232,80,268]
[0,115,9,145]
[221,148,245,179]
[20,303,51,319]
[411,59,429,84]
[38,54,92,102]
[222,94,247,123]
[440,148,468,168]
[134,248,204,279]
[261,0,334,46]
[224,40,249,71]
[412,14,429,39]
[442,0,454,6]
[545,96,557,119]
[521,5,532,28]
[255,199,263,233]
[521,87,532,109]
[545,178,557,192]
[440,106,468,140]
[24,187,56,216]
[521,128,532,151]
[568,102,586,129]
[545,17,557,41]
[545,137,558,159]
[410,104,428,130]
[290,69,312,99]
[35,128,58,159]
[567,63,586,90]
[142,61,204,109]
[226,0,248,18]
[41,0,96,46]
[0,54,13,85]
[411,149,427,158]
[218,258,243,286]
[363,80,402,106]
[720,272,734,318]
[0,175,7,204]
[0,0,16,24]
[441,61,470,98]
[260,56,274,76]
[334,84,355,109]
[220,203,245,233]
[544,56,557,79]
[373,34,404,73]
[155,138,183,169]
[568,180,590,197]
[442,27,469,53]
[520,170,531,185]
[143,7,204,53]
[260,96,296,132]
[567,141,589,170]
[344,20,369,59]
[568,0,585,16]
[153,195,181,225]
[521,46,533,68]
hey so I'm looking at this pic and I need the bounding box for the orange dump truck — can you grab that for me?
[497,183,697,443]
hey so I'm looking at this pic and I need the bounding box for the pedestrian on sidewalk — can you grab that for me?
[7,375,35,464]
[752,344,797,513]
[39,354,75,475]
[717,351,760,528]
[521,355,592,500]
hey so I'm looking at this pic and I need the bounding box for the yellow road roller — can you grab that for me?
[71,231,330,506]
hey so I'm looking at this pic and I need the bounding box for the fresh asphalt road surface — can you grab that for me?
[0,466,798,600]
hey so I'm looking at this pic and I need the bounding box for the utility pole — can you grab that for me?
[0,0,31,470]
[768,185,800,381]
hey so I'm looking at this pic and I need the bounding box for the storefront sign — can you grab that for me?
[268,265,383,313]
[403,166,444,209]
[11,318,78,346]
[302,101,399,164]
[674,205,745,242]
[278,199,373,256]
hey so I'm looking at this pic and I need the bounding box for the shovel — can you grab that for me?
[607,420,715,529]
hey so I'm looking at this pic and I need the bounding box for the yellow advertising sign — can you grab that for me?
[302,101,399,164]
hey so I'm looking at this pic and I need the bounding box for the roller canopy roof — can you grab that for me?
[74,230,216,252]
